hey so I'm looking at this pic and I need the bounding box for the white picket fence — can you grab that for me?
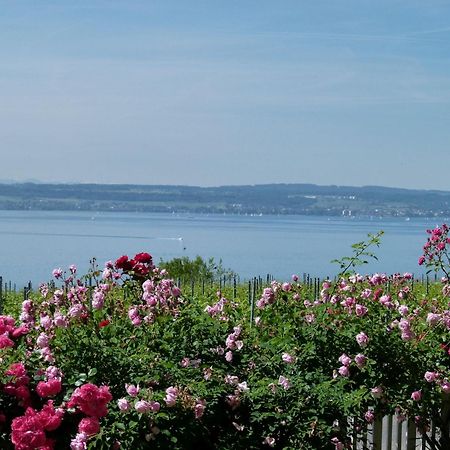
[351,416,443,450]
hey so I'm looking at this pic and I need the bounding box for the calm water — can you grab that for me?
[0,210,443,286]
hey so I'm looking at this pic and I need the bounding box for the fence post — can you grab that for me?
[249,279,255,327]
[440,394,450,448]
[406,419,417,450]
[0,276,2,314]
[373,417,383,449]
[384,415,393,450]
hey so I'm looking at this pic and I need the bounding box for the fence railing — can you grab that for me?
[352,415,445,450]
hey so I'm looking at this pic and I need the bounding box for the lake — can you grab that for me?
[0,210,443,286]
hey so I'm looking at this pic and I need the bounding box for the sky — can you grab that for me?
[1,1,450,190]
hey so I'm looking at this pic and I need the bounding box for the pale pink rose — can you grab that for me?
[117,398,130,411]
[278,375,291,390]
[355,304,368,317]
[364,409,375,423]
[371,386,383,398]
[92,291,105,309]
[125,384,139,397]
[424,371,439,383]
[194,399,206,418]
[237,381,249,392]
[135,400,152,414]
[354,353,367,369]
[356,332,369,348]
[164,386,178,406]
[282,352,295,364]
[54,312,68,328]
[40,315,53,329]
[338,353,351,367]
[36,333,50,348]
[180,357,190,368]
[52,268,63,279]
[150,401,160,412]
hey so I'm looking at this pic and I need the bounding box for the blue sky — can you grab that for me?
[1,1,450,189]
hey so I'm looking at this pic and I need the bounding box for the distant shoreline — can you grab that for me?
[1,182,450,218]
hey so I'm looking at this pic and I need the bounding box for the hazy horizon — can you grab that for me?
[1,1,450,191]
[3,178,450,194]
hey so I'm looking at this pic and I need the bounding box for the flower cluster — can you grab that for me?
[114,252,154,278]
[0,315,29,349]
[11,401,63,450]
[419,224,450,277]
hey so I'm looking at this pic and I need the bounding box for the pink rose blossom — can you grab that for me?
[356,332,369,348]
[338,353,351,367]
[194,399,206,418]
[424,371,439,383]
[371,386,383,399]
[282,352,295,364]
[338,366,350,377]
[278,375,291,390]
[164,386,178,406]
[0,334,14,349]
[36,379,62,398]
[180,357,190,368]
[237,381,249,392]
[67,383,112,417]
[364,409,375,423]
[54,312,69,328]
[135,400,152,414]
[355,304,368,317]
[117,398,130,411]
[125,384,139,397]
[40,315,53,329]
[52,268,63,279]
[426,313,441,326]
[78,416,100,436]
[354,354,367,369]
[70,432,88,450]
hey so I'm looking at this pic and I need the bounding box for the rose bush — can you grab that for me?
[0,228,449,449]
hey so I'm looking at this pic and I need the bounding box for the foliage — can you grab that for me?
[159,255,235,283]
[331,231,384,276]
[0,228,450,449]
